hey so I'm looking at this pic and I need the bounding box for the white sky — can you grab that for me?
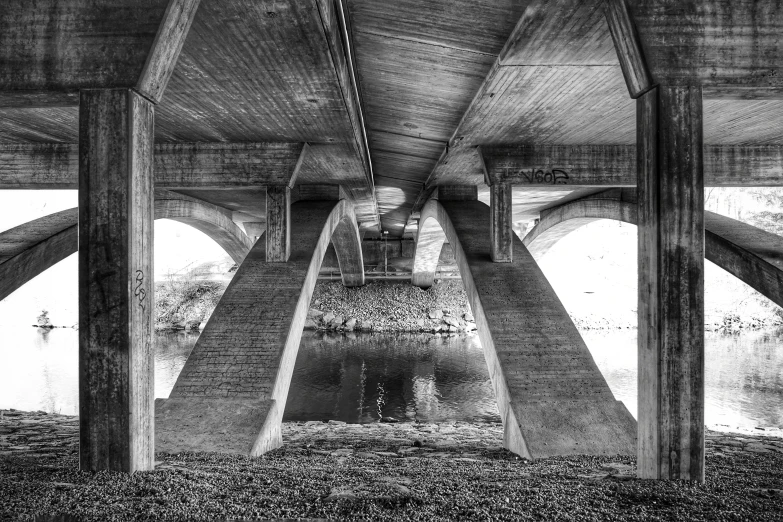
[0,191,230,327]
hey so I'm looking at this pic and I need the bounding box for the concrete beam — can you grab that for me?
[480,144,783,187]
[603,0,653,99]
[78,88,155,473]
[433,185,478,201]
[136,0,202,103]
[621,0,783,99]
[0,0,200,105]
[315,0,375,192]
[0,142,307,189]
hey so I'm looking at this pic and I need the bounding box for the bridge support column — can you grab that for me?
[637,85,705,481]
[490,181,513,263]
[78,89,155,472]
[266,185,291,262]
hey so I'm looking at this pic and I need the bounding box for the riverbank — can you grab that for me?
[1,410,782,521]
[151,278,783,333]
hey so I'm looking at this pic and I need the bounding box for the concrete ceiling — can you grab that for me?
[1,0,782,237]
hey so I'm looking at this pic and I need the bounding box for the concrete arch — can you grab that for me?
[410,199,635,459]
[154,198,254,265]
[411,210,448,288]
[156,199,365,456]
[523,197,783,309]
[0,198,255,302]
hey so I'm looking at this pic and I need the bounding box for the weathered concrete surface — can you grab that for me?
[419,198,636,459]
[266,186,291,262]
[489,182,513,263]
[0,195,253,302]
[156,200,364,456]
[78,88,155,473]
[411,219,448,289]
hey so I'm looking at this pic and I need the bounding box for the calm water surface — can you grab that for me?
[1,327,781,431]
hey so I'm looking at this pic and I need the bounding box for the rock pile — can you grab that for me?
[306,279,475,333]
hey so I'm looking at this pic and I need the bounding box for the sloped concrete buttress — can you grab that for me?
[155,200,364,456]
[419,199,636,459]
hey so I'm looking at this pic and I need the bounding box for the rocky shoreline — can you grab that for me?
[2,409,783,521]
[149,278,783,334]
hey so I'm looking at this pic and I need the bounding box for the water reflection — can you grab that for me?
[582,328,783,429]
[1,326,781,432]
[283,332,499,423]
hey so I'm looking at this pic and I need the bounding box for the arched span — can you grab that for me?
[156,199,365,456]
[411,199,635,459]
[154,198,254,265]
[0,208,78,302]
[0,198,255,302]
[411,211,447,288]
[524,197,783,309]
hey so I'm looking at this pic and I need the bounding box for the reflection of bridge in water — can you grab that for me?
[2,0,783,482]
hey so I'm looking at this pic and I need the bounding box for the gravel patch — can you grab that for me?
[2,410,783,521]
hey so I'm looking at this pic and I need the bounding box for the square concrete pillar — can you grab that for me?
[266,185,291,262]
[78,89,155,472]
[490,181,513,263]
[637,85,705,481]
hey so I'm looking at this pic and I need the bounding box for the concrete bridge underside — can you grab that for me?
[0,196,254,302]
[413,198,636,459]
[523,192,783,310]
[156,199,364,456]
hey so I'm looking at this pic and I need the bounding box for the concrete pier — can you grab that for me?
[78,89,155,472]
[156,200,364,456]
[416,198,636,459]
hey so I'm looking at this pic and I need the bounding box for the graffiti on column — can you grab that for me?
[134,270,147,314]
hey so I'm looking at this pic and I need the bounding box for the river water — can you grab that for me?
[1,327,781,432]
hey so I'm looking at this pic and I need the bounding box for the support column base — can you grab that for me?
[155,398,278,456]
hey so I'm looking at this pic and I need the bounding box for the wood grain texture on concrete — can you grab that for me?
[637,85,705,481]
[627,0,783,97]
[136,0,202,103]
[0,142,307,189]
[156,200,364,456]
[603,0,652,98]
[416,198,636,459]
[0,0,169,93]
[78,89,155,473]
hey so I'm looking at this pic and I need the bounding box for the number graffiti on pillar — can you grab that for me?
[134,270,147,313]
[503,168,570,185]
